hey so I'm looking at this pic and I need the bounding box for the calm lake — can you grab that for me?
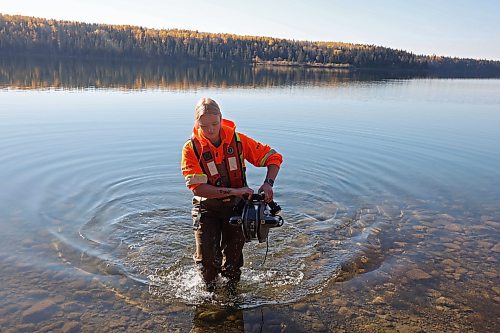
[1,59,499,332]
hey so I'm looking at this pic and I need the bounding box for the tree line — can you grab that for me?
[1,14,499,75]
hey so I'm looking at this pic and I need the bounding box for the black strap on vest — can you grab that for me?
[190,138,207,176]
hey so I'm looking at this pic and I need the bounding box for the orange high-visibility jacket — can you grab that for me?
[181,119,283,190]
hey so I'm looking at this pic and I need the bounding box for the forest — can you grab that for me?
[1,14,499,75]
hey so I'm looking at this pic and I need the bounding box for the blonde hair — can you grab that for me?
[194,97,221,121]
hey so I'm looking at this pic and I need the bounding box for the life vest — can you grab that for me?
[191,133,247,188]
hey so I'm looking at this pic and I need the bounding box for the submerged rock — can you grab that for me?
[483,271,496,278]
[108,317,129,329]
[435,296,457,309]
[338,307,352,317]
[197,309,227,322]
[441,259,458,267]
[332,299,348,307]
[436,214,456,222]
[21,299,59,323]
[25,289,50,299]
[484,220,500,228]
[444,224,463,232]
[371,296,386,305]
[292,303,309,312]
[443,243,461,250]
[311,319,326,331]
[491,243,500,253]
[406,269,431,280]
[61,302,84,312]
[477,240,493,249]
[61,321,81,333]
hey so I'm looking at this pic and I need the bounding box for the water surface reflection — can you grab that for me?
[0,56,445,91]
[0,64,499,331]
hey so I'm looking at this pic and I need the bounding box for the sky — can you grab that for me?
[2,0,499,60]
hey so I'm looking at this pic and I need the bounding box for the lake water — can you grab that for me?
[1,59,499,332]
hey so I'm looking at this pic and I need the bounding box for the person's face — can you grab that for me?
[197,114,221,143]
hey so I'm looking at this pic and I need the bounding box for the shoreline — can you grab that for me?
[1,53,500,78]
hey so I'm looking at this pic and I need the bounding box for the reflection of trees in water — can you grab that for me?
[0,56,427,90]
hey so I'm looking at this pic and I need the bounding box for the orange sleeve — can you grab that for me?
[238,132,283,168]
[181,140,207,190]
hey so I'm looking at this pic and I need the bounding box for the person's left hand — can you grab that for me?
[258,182,273,203]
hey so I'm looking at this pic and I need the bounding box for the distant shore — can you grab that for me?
[253,60,352,70]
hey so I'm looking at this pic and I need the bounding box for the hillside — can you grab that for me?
[1,14,499,75]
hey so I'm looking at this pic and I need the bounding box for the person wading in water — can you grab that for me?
[181,97,283,291]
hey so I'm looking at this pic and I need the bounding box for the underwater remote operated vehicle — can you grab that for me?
[229,193,284,243]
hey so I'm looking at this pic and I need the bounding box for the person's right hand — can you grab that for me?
[233,187,254,199]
